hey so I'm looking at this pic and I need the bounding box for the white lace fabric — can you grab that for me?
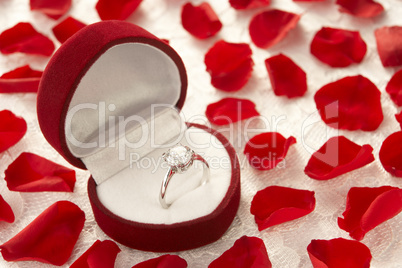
[0,0,401,267]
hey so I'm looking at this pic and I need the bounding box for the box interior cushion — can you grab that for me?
[66,43,181,158]
[96,126,232,225]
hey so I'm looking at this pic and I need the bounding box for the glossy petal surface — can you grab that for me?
[0,201,85,265]
[209,236,272,268]
[206,98,259,125]
[251,186,315,230]
[0,65,42,93]
[338,186,402,240]
[0,110,27,153]
[5,152,76,192]
[304,136,375,180]
[96,0,143,20]
[249,9,300,49]
[205,40,254,91]
[0,22,55,56]
[314,75,383,131]
[307,238,372,268]
[181,2,222,39]
[71,240,121,268]
[311,27,367,67]
[244,132,296,170]
[265,53,307,98]
[52,17,87,43]
[375,26,402,67]
[379,131,402,177]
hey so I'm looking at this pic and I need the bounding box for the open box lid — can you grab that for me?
[37,21,187,170]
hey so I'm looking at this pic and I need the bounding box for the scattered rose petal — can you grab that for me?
[209,236,272,268]
[96,0,143,20]
[132,255,187,268]
[375,26,402,67]
[30,0,72,20]
[0,195,14,223]
[395,111,402,129]
[244,132,296,170]
[0,201,85,265]
[0,65,42,93]
[314,75,383,131]
[206,98,259,125]
[229,0,270,10]
[304,136,375,180]
[311,27,367,67]
[181,2,222,39]
[307,238,372,268]
[386,69,402,106]
[52,17,87,43]
[0,110,27,153]
[265,53,307,98]
[338,186,402,240]
[71,240,121,268]
[336,0,384,18]
[205,40,254,91]
[251,186,315,230]
[0,22,55,56]
[5,152,76,192]
[293,0,325,1]
[249,9,300,49]
[379,131,402,177]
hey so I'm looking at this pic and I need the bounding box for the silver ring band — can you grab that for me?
[160,144,209,209]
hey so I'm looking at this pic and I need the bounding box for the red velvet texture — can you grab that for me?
[88,123,241,252]
[37,21,188,169]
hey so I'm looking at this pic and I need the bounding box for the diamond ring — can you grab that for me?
[160,144,209,209]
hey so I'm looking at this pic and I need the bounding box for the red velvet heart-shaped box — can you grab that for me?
[37,21,240,252]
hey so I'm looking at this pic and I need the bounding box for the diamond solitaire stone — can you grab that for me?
[163,144,194,173]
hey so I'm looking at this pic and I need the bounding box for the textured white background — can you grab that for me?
[0,0,401,267]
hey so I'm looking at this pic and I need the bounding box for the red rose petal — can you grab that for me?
[132,254,187,268]
[375,26,402,67]
[307,238,372,268]
[205,40,254,91]
[0,22,55,56]
[336,0,383,18]
[71,240,121,268]
[338,186,402,240]
[0,110,27,153]
[0,194,14,223]
[304,136,375,180]
[249,9,300,49]
[52,17,87,44]
[30,0,72,20]
[251,186,315,230]
[209,236,272,268]
[96,0,143,20]
[395,111,402,129]
[206,98,259,125]
[379,131,402,177]
[244,132,296,171]
[265,53,307,98]
[0,65,42,93]
[5,152,76,192]
[181,2,222,39]
[0,201,85,265]
[386,69,402,106]
[314,75,383,131]
[1,65,42,79]
[229,0,270,10]
[310,27,367,67]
